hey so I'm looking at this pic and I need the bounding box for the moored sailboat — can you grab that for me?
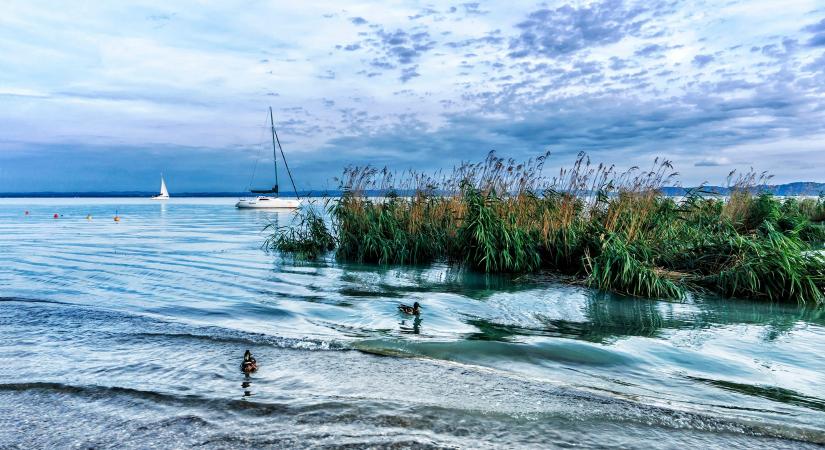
[236,107,301,209]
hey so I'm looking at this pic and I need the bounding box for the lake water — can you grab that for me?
[1,198,824,449]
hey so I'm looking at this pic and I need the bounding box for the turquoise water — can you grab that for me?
[1,198,824,448]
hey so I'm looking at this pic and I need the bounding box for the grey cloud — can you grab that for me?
[508,0,663,58]
[344,27,436,65]
[809,34,825,47]
[0,143,260,192]
[409,7,440,20]
[370,59,395,70]
[400,66,421,82]
[609,57,631,70]
[345,59,825,175]
[445,30,504,49]
[462,3,489,15]
[350,17,368,25]
[692,54,714,67]
[694,158,728,167]
[801,19,825,46]
[635,44,666,57]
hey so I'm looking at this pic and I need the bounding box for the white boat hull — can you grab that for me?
[235,196,301,209]
[151,195,169,200]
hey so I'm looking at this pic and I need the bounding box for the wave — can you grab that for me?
[130,329,346,351]
[0,296,73,305]
[0,296,348,352]
[3,380,824,446]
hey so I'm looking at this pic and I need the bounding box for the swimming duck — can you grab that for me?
[398,302,421,315]
[240,350,257,374]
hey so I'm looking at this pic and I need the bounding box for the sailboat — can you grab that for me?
[151,175,170,200]
[235,107,301,209]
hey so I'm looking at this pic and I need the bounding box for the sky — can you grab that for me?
[1,0,824,192]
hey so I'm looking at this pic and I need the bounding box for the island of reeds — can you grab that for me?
[266,152,825,304]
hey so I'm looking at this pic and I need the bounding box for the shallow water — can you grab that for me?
[1,198,823,449]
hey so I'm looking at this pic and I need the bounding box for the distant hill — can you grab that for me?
[661,182,825,197]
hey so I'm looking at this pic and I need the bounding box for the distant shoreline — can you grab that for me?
[1,181,823,198]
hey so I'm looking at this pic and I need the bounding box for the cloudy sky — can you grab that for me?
[1,0,824,192]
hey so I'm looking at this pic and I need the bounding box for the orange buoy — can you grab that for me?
[114,215,120,222]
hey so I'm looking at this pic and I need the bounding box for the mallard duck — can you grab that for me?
[398,301,421,315]
[240,349,257,374]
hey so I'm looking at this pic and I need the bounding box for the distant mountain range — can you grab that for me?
[1,182,824,198]
[660,182,825,197]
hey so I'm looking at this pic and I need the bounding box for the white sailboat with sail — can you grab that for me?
[236,107,301,209]
[151,175,170,200]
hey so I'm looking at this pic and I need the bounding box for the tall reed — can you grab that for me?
[269,152,825,304]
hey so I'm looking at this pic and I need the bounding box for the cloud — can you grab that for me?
[350,16,368,25]
[408,7,440,20]
[374,28,437,64]
[337,23,438,80]
[634,43,666,57]
[400,66,420,82]
[692,54,714,67]
[445,30,504,49]
[808,33,825,47]
[508,0,664,58]
[461,3,488,16]
[694,157,731,167]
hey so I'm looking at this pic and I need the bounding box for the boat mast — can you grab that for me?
[269,106,280,196]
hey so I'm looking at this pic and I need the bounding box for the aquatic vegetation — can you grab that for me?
[263,204,334,260]
[587,235,684,299]
[270,152,825,304]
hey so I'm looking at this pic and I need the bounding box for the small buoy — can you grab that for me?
[53,213,59,219]
[114,216,120,222]
[24,210,29,215]
[86,214,92,220]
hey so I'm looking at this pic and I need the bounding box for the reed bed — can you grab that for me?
[268,151,825,304]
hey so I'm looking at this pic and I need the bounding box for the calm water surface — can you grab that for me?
[1,198,824,449]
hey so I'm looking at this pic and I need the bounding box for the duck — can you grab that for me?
[240,349,257,374]
[398,301,421,315]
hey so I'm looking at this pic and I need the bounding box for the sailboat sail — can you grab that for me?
[159,177,169,197]
[152,175,170,199]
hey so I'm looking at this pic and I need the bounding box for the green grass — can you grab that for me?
[269,152,825,305]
